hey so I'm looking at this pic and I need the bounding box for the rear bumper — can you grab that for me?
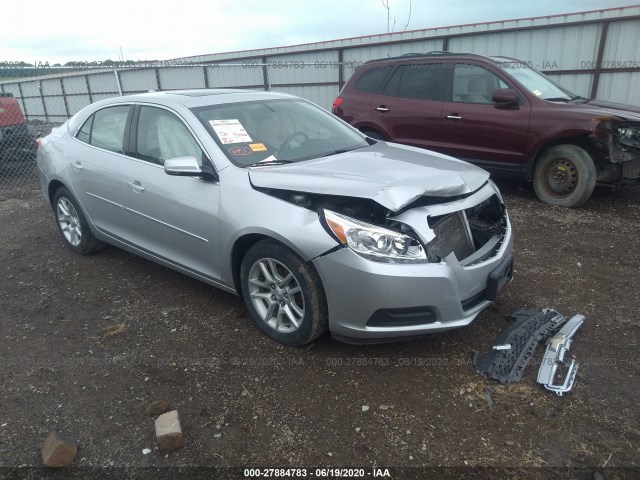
[313,221,513,340]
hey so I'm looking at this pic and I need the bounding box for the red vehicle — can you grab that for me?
[333,52,640,207]
[0,93,35,163]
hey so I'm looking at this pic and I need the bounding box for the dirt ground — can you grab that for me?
[0,178,638,479]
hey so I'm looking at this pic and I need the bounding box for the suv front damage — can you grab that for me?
[592,116,640,181]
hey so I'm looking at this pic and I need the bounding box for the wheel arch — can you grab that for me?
[229,230,325,295]
[528,133,602,178]
[47,179,67,209]
[358,126,387,140]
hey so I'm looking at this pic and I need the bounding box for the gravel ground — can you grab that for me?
[0,178,638,479]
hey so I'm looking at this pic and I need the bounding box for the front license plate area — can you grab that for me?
[486,256,513,301]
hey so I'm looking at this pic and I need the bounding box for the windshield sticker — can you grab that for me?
[532,89,542,97]
[228,146,252,156]
[209,119,253,144]
[249,143,267,152]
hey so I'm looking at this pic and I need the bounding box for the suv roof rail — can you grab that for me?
[364,51,490,64]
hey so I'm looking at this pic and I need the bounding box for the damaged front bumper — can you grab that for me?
[312,185,514,342]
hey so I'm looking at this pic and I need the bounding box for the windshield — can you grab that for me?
[192,99,369,167]
[497,61,579,101]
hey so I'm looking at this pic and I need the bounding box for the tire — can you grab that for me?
[52,187,105,255]
[533,144,596,208]
[240,239,328,346]
[360,128,386,140]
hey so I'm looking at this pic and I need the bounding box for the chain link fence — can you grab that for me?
[0,61,358,195]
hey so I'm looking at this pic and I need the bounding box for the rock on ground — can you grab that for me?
[41,432,77,467]
[155,410,184,452]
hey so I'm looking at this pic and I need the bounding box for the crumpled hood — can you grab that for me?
[249,142,489,212]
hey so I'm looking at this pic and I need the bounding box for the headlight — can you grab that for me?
[321,209,428,263]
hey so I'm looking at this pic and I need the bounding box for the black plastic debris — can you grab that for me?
[473,308,567,384]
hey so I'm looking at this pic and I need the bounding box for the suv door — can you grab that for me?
[370,63,445,150]
[438,63,531,170]
[65,104,132,238]
[122,105,221,280]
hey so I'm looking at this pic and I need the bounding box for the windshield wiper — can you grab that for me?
[323,145,367,157]
[248,159,294,167]
[543,97,572,102]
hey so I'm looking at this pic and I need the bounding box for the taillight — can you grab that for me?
[332,97,343,110]
[35,138,42,150]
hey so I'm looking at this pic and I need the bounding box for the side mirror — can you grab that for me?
[164,156,217,181]
[491,88,518,106]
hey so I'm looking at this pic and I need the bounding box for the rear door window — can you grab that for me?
[382,64,445,101]
[76,105,131,154]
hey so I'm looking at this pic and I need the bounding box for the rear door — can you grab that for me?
[121,105,221,280]
[438,63,531,169]
[65,104,132,238]
[370,62,445,150]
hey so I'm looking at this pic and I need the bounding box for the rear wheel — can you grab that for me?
[533,144,596,208]
[53,187,105,255]
[240,239,328,345]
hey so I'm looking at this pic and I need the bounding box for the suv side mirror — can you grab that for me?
[164,156,217,181]
[491,88,518,105]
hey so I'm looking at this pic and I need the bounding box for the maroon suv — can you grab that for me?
[333,52,640,207]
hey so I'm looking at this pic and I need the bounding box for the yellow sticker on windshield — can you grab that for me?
[250,143,267,152]
[533,89,542,96]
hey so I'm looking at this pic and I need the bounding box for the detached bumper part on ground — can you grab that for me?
[474,308,585,395]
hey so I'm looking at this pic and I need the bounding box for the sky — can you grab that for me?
[1,0,638,64]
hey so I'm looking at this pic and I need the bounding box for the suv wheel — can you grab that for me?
[533,144,596,208]
[240,239,328,346]
[53,187,105,254]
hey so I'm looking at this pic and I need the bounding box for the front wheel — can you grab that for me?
[240,239,328,345]
[533,144,596,208]
[53,187,105,255]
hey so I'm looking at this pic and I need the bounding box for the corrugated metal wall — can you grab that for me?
[2,6,639,120]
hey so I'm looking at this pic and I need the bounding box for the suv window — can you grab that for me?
[136,106,205,166]
[76,105,130,153]
[452,64,508,104]
[383,64,444,101]
[353,67,390,93]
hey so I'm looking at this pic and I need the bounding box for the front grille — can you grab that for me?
[427,194,507,263]
[428,211,474,261]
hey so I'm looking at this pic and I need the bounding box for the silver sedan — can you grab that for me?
[37,89,513,345]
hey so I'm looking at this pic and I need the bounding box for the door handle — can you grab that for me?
[446,114,463,120]
[70,160,83,171]
[375,106,389,112]
[127,181,145,192]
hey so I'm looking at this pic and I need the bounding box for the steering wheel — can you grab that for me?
[277,131,309,153]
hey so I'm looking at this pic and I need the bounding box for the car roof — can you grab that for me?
[96,89,297,109]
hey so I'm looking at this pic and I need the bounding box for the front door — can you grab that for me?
[438,63,531,170]
[122,105,221,280]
